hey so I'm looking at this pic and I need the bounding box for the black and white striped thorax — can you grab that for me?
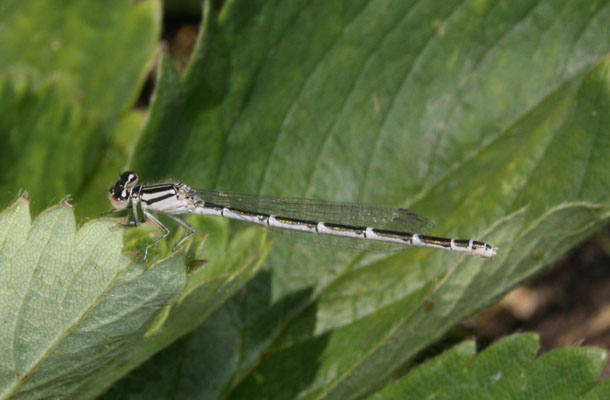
[108,171,498,258]
[135,183,197,214]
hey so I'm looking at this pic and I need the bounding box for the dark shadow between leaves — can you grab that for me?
[227,274,327,400]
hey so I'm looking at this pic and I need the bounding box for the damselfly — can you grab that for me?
[107,171,498,260]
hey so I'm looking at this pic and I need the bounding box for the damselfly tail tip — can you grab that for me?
[486,245,498,258]
[473,242,498,258]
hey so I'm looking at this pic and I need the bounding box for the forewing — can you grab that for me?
[191,189,434,234]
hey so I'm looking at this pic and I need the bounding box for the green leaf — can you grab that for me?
[1,0,609,398]
[370,334,609,400]
[0,79,98,213]
[0,0,159,120]
[113,0,610,398]
[0,196,186,399]
[73,218,269,399]
[74,110,147,220]
[0,196,269,399]
[227,204,610,400]
[0,0,160,215]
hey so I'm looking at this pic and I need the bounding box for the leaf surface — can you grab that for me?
[371,334,610,400]
[0,0,160,215]
[109,0,610,398]
[0,197,185,399]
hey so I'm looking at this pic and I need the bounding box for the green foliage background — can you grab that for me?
[1,0,609,399]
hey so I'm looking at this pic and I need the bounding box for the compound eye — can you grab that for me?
[109,182,126,199]
[120,171,139,188]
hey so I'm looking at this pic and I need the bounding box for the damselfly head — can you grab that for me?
[108,171,139,210]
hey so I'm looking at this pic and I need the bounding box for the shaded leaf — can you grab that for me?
[371,334,609,400]
[0,0,161,215]
[0,0,160,119]
[116,0,610,399]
